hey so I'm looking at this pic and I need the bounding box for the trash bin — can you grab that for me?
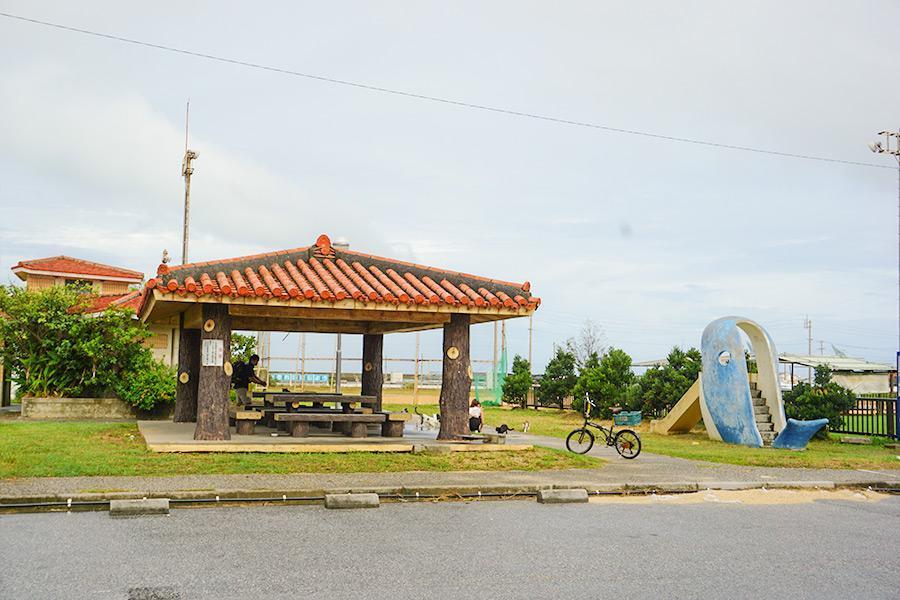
[614,411,642,426]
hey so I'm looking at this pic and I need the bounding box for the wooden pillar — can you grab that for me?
[194,304,232,440]
[438,314,471,440]
[361,334,384,412]
[173,327,201,422]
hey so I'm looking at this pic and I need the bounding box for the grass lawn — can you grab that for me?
[0,421,601,479]
[394,403,900,470]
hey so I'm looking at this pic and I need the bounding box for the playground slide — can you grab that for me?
[648,377,702,435]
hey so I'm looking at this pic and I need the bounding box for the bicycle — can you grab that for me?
[566,397,641,459]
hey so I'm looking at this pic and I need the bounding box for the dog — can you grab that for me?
[413,405,440,430]
[495,421,530,435]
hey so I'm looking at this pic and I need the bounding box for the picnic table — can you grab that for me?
[239,391,407,438]
[251,392,378,412]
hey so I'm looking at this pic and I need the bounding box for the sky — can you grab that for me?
[0,1,898,376]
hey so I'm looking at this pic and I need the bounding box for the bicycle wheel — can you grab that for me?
[566,428,595,454]
[614,430,641,459]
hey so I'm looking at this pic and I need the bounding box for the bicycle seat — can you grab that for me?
[610,407,624,415]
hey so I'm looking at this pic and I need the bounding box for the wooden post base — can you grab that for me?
[290,421,310,437]
[349,422,368,438]
[236,420,255,435]
[382,421,404,437]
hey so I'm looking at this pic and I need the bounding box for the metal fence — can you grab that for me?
[834,397,897,438]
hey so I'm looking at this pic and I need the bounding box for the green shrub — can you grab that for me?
[502,355,532,408]
[0,284,170,408]
[115,358,177,411]
[537,345,577,408]
[783,365,855,438]
[634,346,701,416]
[572,348,635,418]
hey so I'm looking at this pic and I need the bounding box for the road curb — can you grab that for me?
[2,480,893,512]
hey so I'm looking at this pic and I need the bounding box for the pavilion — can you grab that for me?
[138,234,540,441]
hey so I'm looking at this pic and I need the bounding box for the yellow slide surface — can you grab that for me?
[648,377,702,435]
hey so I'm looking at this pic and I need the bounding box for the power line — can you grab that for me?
[0,10,893,171]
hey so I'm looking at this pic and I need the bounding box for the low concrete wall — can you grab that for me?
[21,396,173,420]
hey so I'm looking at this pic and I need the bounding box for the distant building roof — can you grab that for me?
[632,358,669,368]
[12,256,144,283]
[86,290,144,313]
[779,354,895,373]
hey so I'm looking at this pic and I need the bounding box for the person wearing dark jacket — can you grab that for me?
[232,354,266,407]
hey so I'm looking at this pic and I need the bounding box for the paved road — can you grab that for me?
[2,496,897,599]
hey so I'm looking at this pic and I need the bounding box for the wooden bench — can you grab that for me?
[229,410,264,435]
[379,412,412,438]
[274,413,385,438]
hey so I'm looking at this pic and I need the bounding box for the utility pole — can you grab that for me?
[300,333,306,391]
[528,315,533,369]
[804,316,813,383]
[819,340,825,356]
[181,101,198,264]
[868,128,900,441]
[413,332,420,406]
[492,322,498,388]
[335,334,342,393]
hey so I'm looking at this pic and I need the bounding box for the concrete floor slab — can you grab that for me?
[137,421,531,453]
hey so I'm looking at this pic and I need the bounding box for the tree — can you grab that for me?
[0,285,173,410]
[572,319,607,370]
[502,355,533,408]
[537,345,577,408]
[783,364,855,438]
[634,346,702,415]
[230,333,257,365]
[573,347,635,418]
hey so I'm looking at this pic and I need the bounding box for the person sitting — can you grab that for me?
[468,399,484,433]
[231,354,267,408]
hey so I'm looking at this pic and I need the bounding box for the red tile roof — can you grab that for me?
[86,290,145,313]
[12,256,144,282]
[143,234,539,312]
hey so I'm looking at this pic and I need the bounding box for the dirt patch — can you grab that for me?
[589,488,889,505]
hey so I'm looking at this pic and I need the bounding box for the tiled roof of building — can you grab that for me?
[86,290,145,313]
[12,256,144,282]
[144,234,539,311]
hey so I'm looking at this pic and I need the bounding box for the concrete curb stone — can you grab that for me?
[324,493,380,509]
[109,498,169,518]
[537,489,589,504]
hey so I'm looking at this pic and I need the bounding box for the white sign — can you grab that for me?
[201,339,224,367]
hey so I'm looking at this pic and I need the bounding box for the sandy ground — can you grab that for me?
[589,487,890,505]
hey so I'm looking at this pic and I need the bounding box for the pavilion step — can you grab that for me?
[755,414,772,424]
[753,405,769,415]
[753,397,767,407]
[751,389,763,398]
[760,431,778,444]
[757,422,774,432]
[749,382,758,391]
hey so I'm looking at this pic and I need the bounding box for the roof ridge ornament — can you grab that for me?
[314,234,335,258]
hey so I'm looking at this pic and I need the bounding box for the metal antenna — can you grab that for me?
[181,100,198,264]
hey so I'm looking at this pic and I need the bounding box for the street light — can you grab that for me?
[868,129,900,440]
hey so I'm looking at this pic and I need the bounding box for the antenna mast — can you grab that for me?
[181,100,198,264]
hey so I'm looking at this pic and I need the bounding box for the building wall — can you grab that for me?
[24,275,59,291]
[24,274,135,296]
[100,281,131,295]
[147,322,180,367]
[833,372,893,395]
